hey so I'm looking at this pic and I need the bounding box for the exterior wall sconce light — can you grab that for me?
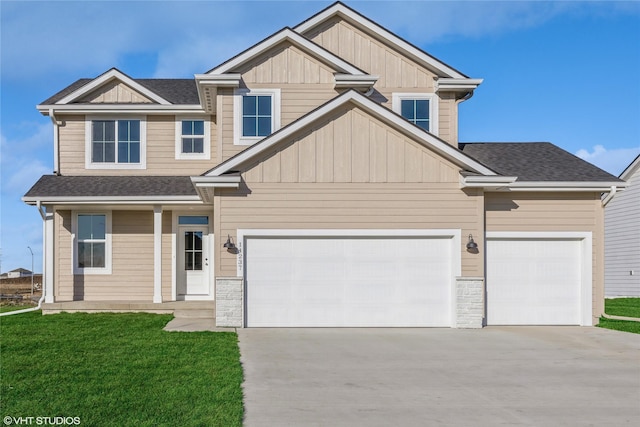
[223,235,237,252]
[466,234,478,252]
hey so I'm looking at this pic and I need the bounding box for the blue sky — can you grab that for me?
[1,0,639,273]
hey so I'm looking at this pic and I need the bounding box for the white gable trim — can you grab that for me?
[208,28,366,76]
[56,69,171,105]
[206,90,496,177]
[620,154,640,181]
[294,2,467,79]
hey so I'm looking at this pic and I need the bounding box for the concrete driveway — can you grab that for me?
[238,327,640,426]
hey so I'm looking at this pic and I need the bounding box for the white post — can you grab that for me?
[153,205,163,303]
[43,207,54,303]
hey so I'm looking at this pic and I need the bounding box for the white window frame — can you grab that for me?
[72,211,112,275]
[391,93,439,136]
[233,88,281,146]
[175,116,211,160]
[85,116,147,169]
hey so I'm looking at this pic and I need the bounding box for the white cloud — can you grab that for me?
[576,145,640,177]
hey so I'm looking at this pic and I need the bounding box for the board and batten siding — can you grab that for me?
[485,192,605,322]
[218,42,341,162]
[605,166,640,296]
[215,105,484,278]
[79,81,153,104]
[57,115,217,175]
[54,210,156,301]
[303,16,459,144]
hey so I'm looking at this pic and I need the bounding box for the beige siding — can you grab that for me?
[57,115,217,175]
[79,81,153,103]
[216,183,484,278]
[485,192,605,322]
[54,210,156,301]
[304,17,458,145]
[237,43,336,85]
[243,106,459,184]
[219,42,341,162]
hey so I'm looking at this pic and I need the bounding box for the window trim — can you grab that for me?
[72,211,112,275]
[233,88,281,146]
[391,93,439,136]
[175,116,211,160]
[85,116,147,169]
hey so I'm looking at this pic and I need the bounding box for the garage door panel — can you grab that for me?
[246,236,453,327]
[487,239,582,325]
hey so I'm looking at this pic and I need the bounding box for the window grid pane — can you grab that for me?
[77,214,106,269]
[243,95,272,137]
[400,99,430,132]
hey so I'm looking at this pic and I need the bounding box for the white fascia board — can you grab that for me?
[56,69,171,105]
[506,181,627,191]
[334,73,379,88]
[191,175,241,188]
[461,175,517,188]
[436,78,484,92]
[209,28,364,76]
[22,196,201,205]
[37,105,204,115]
[194,74,242,85]
[206,90,496,177]
[294,3,466,79]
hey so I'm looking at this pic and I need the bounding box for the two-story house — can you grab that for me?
[23,2,624,327]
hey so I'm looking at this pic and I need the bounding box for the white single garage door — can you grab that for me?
[244,234,455,327]
[487,236,589,325]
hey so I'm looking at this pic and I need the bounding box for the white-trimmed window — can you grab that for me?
[392,93,438,135]
[72,212,112,275]
[85,117,146,169]
[175,117,211,160]
[234,88,281,145]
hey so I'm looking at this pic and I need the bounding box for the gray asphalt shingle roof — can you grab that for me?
[24,176,197,198]
[459,142,622,182]
[40,78,200,105]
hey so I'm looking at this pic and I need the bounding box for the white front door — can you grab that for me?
[177,225,210,298]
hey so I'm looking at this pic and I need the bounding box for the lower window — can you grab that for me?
[73,212,112,274]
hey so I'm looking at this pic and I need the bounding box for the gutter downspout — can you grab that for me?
[1,202,48,316]
[601,185,617,207]
[49,109,61,175]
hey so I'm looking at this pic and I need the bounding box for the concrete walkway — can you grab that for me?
[238,327,640,426]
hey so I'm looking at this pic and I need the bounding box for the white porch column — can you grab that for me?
[43,206,54,303]
[153,205,163,303]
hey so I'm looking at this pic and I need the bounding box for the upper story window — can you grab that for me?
[85,117,146,169]
[392,93,438,136]
[175,117,211,160]
[234,88,281,145]
[73,212,112,275]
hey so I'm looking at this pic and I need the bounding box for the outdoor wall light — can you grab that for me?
[223,235,236,251]
[466,234,478,251]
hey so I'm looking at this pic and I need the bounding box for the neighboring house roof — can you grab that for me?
[23,176,199,202]
[619,154,640,180]
[460,142,623,183]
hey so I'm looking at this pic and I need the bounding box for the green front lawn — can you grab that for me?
[0,312,243,426]
[598,297,640,334]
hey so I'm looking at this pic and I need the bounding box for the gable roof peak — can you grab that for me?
[294,1,470,80]
[50,68,172,106]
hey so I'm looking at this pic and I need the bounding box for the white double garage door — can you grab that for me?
[241,230,592,327]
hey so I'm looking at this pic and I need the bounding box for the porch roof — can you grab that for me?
[23,175,200,204]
